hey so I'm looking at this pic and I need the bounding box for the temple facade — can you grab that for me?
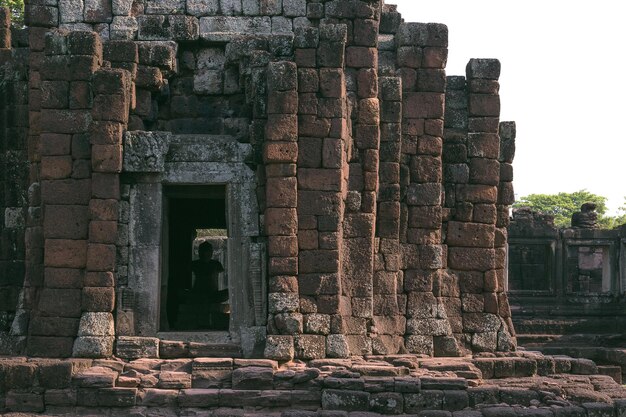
[0,0,517,360]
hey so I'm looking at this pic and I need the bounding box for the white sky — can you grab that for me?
[392,0,626,215]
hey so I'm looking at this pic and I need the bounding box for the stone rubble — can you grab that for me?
[1,352,626,415]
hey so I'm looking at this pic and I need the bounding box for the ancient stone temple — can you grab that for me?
[0,0,518,361]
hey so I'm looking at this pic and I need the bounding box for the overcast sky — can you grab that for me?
[392,0,625,215]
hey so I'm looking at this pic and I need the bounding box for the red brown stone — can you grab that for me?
[44,239,88,269]
[86,243,116,272]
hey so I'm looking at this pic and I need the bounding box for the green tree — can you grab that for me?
[1,0,24,25]
[605,197,626,229]
[513,190,626,228]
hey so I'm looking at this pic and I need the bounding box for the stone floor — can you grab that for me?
[1,350,625,416]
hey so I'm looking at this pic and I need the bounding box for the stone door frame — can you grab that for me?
[122,132,266,353]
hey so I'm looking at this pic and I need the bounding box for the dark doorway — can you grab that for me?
[163,185,229,331]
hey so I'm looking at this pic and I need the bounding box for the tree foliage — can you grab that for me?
[513,190,626,229]
[1,0,24,25]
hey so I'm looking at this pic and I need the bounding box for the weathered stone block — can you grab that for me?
[83,0,112,22]
[268,292,299,313]
[406,183,442,206]
[116,336,159,359]
[82,287,115,311]
[274,312,303,334]
[77,312,114,336]
[123,131,170,172]
[73,336,115,357]
[322,389,369,411]
[405,335,434,355]
[466,58,501,80]
[468,95,500,117]
[447,221,495,248]
[264,335,294,361]
[294,335,325,359]
[178,389,219,407]
[187,0,219,16]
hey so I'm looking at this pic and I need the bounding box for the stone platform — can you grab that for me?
[1,351,625,416]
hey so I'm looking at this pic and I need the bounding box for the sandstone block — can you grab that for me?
[44,268,83,289]
[405,335,434,355]
[298,273,340,296]
[265,207,297,236]
[264,142,298,163]
[299,250,340,274]
[44,238,87,269]
[423,47,448,68]
[92,173,120,199]
[82,287,115,311]
[268,236,298,257]
[404,92,445,119]
[406,183,441,206]
[322,389,370,411]
[326,334,350,358]
[269,256,298,276]
[274,312,303,334]
[178,389,219,407]
[448,247,496,271]
[317,41,345,68]
[468,94,500,117]
[77,311,114,336]
[265,114,298,142]
[86,243,116,271]
[304,313,331,335]
[447,221,495,248]
[264,335,294,361]
[295,335,326,359]
[266,177,297,208]
[346,46,377,68]
[456,184,498,204]
[269,275,298,293]
[466,58,501,80]
[268,292,299,313]
[187,0,219,16]
[116,336,159,359]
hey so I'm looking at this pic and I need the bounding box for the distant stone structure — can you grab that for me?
[1,0,518,361]
[508,207,626,347]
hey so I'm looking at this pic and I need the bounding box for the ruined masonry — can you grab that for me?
[0,0,518,361]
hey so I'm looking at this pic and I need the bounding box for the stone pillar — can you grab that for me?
[497,120,516,340]
[17,5,53,356]
[343,8,380,355]
[441,74,469,355]
[263,60,300,361]
[445,58,515,353]
[73,65,132,357]
[294,24,349,360]
[28,30,101,357]
[373,75,404,354]
[397,22,452,356]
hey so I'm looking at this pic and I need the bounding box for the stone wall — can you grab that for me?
[1,0,520,359]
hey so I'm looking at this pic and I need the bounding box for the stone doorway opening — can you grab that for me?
[162,185,230,334]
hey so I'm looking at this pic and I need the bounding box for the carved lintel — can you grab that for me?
[123,131,171,173]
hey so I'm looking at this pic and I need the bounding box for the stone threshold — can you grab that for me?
[1,351,626,415]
